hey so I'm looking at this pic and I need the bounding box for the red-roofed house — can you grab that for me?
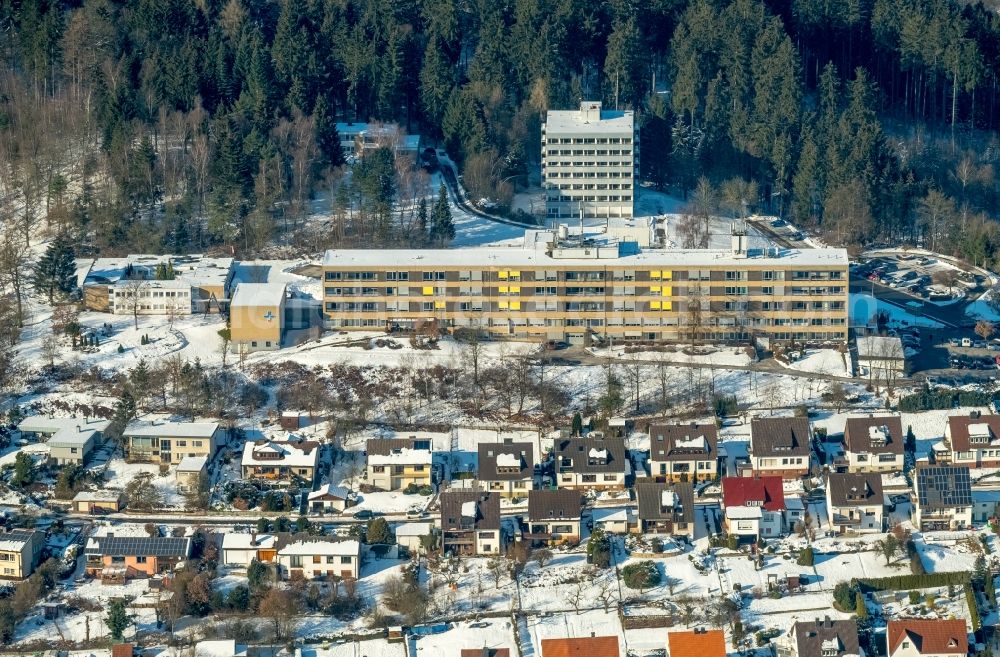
[887,619,968,657]
[944,413,1000,469]
[541,636,620,657]
[667,628,726,657]
[722,476,787,539]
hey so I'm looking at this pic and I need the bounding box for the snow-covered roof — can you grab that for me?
[785,497,805,511]
[308,484,350,500]
[85,254,233,289]
[230,282,287,308]
[857,335,905,359]
[969,423,993,441]
[195,640,246,657]
[461,501,477,518]
[545,102,634,134]
[124,421,219,438]
[241,439,319,468]
[73,490,124,503]
[395,522,433,537]
[725,505,763,520]
[221,533,277,551]
[49,427,99,447]
[277,539,359,557]
[367,446,432,466]
[661,491,678,508]
[591,507,637,524]
[176,456,208,473]
[496,453,520,468]
[0,531,37,552]
[674,435,708,451]
[17,416,110,435]
[589,448,609,460]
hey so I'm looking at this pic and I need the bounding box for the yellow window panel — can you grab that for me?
[663,301,673,311]
[510,301,521,310]
[650,286,660,293]
[498,270,509,280]
[663,270,673,280]
[650,270,661,280]
[650,300,661,310]
[509,270,521,278]
[498,300,509,309]
[422,286,434,295]
[662,286,672,297]
[499,286,509,294]
[434,301,445,309]
[510,286,521,294]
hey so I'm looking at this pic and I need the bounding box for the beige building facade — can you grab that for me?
[322,227,849,345]
[542,101,636,220]
[229,283,287,352]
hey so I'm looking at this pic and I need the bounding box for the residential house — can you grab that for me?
[857,335,906,379]
[540,636,620,657]
[913,465,973,531]
[195,640,249,657]
[176,456,207,494]
[440,491,502,556]
[123,421,221,464]
[17,416,110,442]
[526,490,583,545]
[241,436,320,486]
[366,437,433,491]
[749,417,812,479]
[635,482,695,538]
[591,507,639,534]
[886,619,968,657]
[72,490,127,514]
[843,415,905,473]
[944,413,1000,469]
[84,535,191,578]
[667,629,726,657]
[220,533,280,567]
[826,472,885,534]
[773,618,863,657]
[648,423,718,482]
[276,538,360,580]
[477,442,534,498]
[554,436,629,490]
[395,522,434,556]
[48,426,101,465]
[722,476,786,540]
[0,530,44,579]
[307,484,353,513]
[229,282,287,352]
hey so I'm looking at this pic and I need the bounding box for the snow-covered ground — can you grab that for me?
[779,349,851,378]
[588,344,752,367]
[851,292,945,328]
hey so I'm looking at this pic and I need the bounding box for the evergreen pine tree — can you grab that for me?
[313,95,345,170]
[416,197,429,244]
[33,235,76,302]
[428,183,454,246]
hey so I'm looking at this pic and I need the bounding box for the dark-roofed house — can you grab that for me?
[722,476,786,540]
[366,437,433,491]
[440,491,502,556]
[478,442,534,498]
[84,535,191,578]
[749,417,812,479]
[241,436,320,486]
[555,436,629,490]
[527,490,583,545]
[773,617,862,657]
[648,423,718,482]
[635,481,694,538]
[914,465,973,531]
[844,415,904,473]
[945,413,1000,469]
[826,472,885,534]
[887,619,968,657]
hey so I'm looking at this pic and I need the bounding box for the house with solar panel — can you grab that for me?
[913,464,973,531]
[84,535,191,581]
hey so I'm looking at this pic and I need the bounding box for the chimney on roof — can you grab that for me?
[590,631,595,638]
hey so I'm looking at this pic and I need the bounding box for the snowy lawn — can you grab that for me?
[779,349,851,378]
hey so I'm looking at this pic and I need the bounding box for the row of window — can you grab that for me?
[325,270,843,284]
[543,137,633,145]
[545,149,633,156]
[544,170,631,178]
[549,194,634,203]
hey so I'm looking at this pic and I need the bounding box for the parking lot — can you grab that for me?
[853,253,981,303]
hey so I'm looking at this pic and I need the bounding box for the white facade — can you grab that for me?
[276,540,360,580]
[542,101,637,220]
[725,506,784,539]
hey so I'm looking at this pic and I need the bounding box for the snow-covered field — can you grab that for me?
[779,349,851,378]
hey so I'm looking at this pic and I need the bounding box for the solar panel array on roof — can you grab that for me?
[86,536,190,558]
[917,466,971,508]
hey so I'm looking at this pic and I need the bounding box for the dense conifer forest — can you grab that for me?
[1,0,1000,262]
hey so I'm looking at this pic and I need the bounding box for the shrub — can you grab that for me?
[621,561,660,591]
[797,546,815,566]
[908,590,920,605]
[833,582,857,611]
[587,530,612,568]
